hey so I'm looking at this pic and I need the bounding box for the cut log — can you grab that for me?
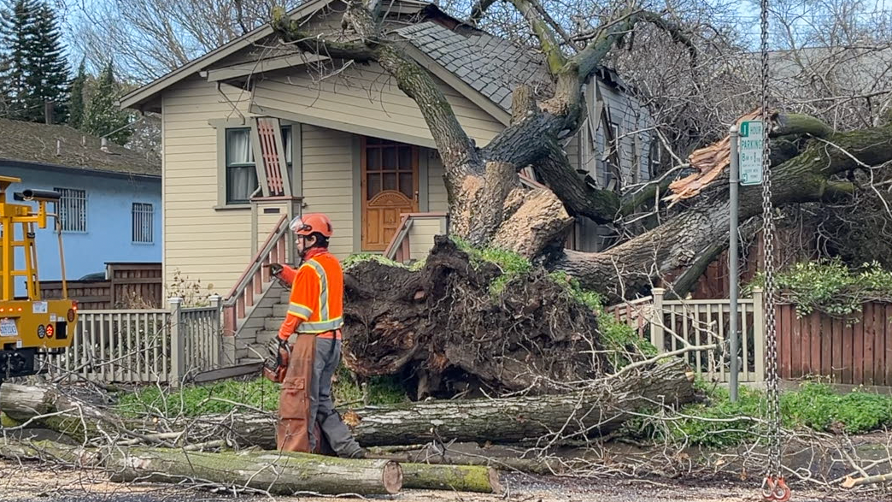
[107,447,403,495]
[0,439,403,496]
[372,447,564,475]
[400,463,502,493]
[0,382,138,443]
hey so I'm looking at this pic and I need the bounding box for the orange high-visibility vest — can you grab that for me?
[277,249,344,340]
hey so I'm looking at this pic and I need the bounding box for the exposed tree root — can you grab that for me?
[342,236,611,399]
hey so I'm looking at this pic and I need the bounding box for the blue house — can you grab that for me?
[0,118,162,296]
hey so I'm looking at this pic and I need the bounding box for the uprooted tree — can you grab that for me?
[265,0,892,397]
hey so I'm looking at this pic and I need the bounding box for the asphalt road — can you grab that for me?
[1,471,885,502]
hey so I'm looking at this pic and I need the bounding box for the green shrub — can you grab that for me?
[621,380,892,448]
[746,258,892,318]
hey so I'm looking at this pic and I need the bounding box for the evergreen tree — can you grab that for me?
[84,61,132,145]
[26,1,70,123]
[67,58,86,128]
[0,0,37,120]
[0,0,70,122]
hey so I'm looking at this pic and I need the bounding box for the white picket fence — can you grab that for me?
[607,287,767,384]
[38,296,233,386]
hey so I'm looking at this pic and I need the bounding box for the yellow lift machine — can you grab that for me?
[0,175,77,379]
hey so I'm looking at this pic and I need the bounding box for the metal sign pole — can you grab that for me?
[729,125,740,402]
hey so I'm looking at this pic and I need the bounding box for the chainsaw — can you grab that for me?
[263,338,290,383]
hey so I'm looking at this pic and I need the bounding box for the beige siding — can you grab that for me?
[427,152,448,213]
[252,63,503,147]
[300,124,355,258]
[162,77,254,296]
[407,217,445,262]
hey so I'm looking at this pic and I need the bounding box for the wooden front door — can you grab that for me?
[361,137,419,251]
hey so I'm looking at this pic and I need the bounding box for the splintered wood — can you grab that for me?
[665,109,762,205]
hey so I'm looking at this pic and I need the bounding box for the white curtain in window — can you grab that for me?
[227,129,253,165]
[282,127,292,165]
[227,129,256,202]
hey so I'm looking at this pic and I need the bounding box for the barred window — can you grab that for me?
[54,187,87,232]
[132,203,153,243]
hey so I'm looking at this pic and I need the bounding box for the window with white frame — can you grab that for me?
[54,187,87,232]
[132,203,153,243]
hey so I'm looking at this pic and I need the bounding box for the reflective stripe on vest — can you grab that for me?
[297,259,344,334]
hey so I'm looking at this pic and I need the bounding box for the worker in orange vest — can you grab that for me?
[266,213,365,458]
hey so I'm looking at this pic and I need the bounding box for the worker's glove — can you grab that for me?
[269,263,283,277]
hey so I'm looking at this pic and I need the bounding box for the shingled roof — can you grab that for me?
[395,21,634,115]
[396,22,553,113]
[0,118,160,178]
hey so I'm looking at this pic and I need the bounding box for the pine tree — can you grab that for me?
[67,58,86,128]
[0,0,70,122]
[0,0,37,120]
[26,1,69,123]
[84,61,132,145]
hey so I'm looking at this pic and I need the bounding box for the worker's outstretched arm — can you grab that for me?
[278,264,298,284]
[271,263,299,284]
[278,264,320,341]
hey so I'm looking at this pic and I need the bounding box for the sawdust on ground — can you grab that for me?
[0,460,884,502]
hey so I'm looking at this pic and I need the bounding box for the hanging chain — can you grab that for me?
[759,0,784,490]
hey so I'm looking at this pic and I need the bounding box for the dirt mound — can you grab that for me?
[341,236,611,399]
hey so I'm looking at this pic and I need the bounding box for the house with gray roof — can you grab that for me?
[117,0,655,352]
[0,117,161,295]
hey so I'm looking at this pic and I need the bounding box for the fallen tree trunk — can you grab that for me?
[400,463,502,493]
[0,359,698,450]
[371,447,564,475]
[0,439,403,496]
[347,358,698,446]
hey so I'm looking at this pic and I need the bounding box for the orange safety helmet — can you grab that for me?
[290,213,333,238]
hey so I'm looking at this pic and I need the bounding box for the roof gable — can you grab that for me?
[119,0,433,112]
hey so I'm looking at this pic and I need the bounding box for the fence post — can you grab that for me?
[169,297,185,387]
[650,288,665,353]
[752,287,766,384]
[209,294,222,367]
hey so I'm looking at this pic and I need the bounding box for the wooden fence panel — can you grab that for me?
[39,281,112,309]
[886,305,892,386]
[774,302,892,387]
[38,263,162,309]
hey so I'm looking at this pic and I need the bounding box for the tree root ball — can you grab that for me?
[341,236,611,399]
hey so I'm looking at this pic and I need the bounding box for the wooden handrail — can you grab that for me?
[223,214,289,304]
[221,214,291,337]
[384,215,414,260]
[383,212,448,262]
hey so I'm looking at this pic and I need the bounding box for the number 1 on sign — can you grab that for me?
[739,120,764,186]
